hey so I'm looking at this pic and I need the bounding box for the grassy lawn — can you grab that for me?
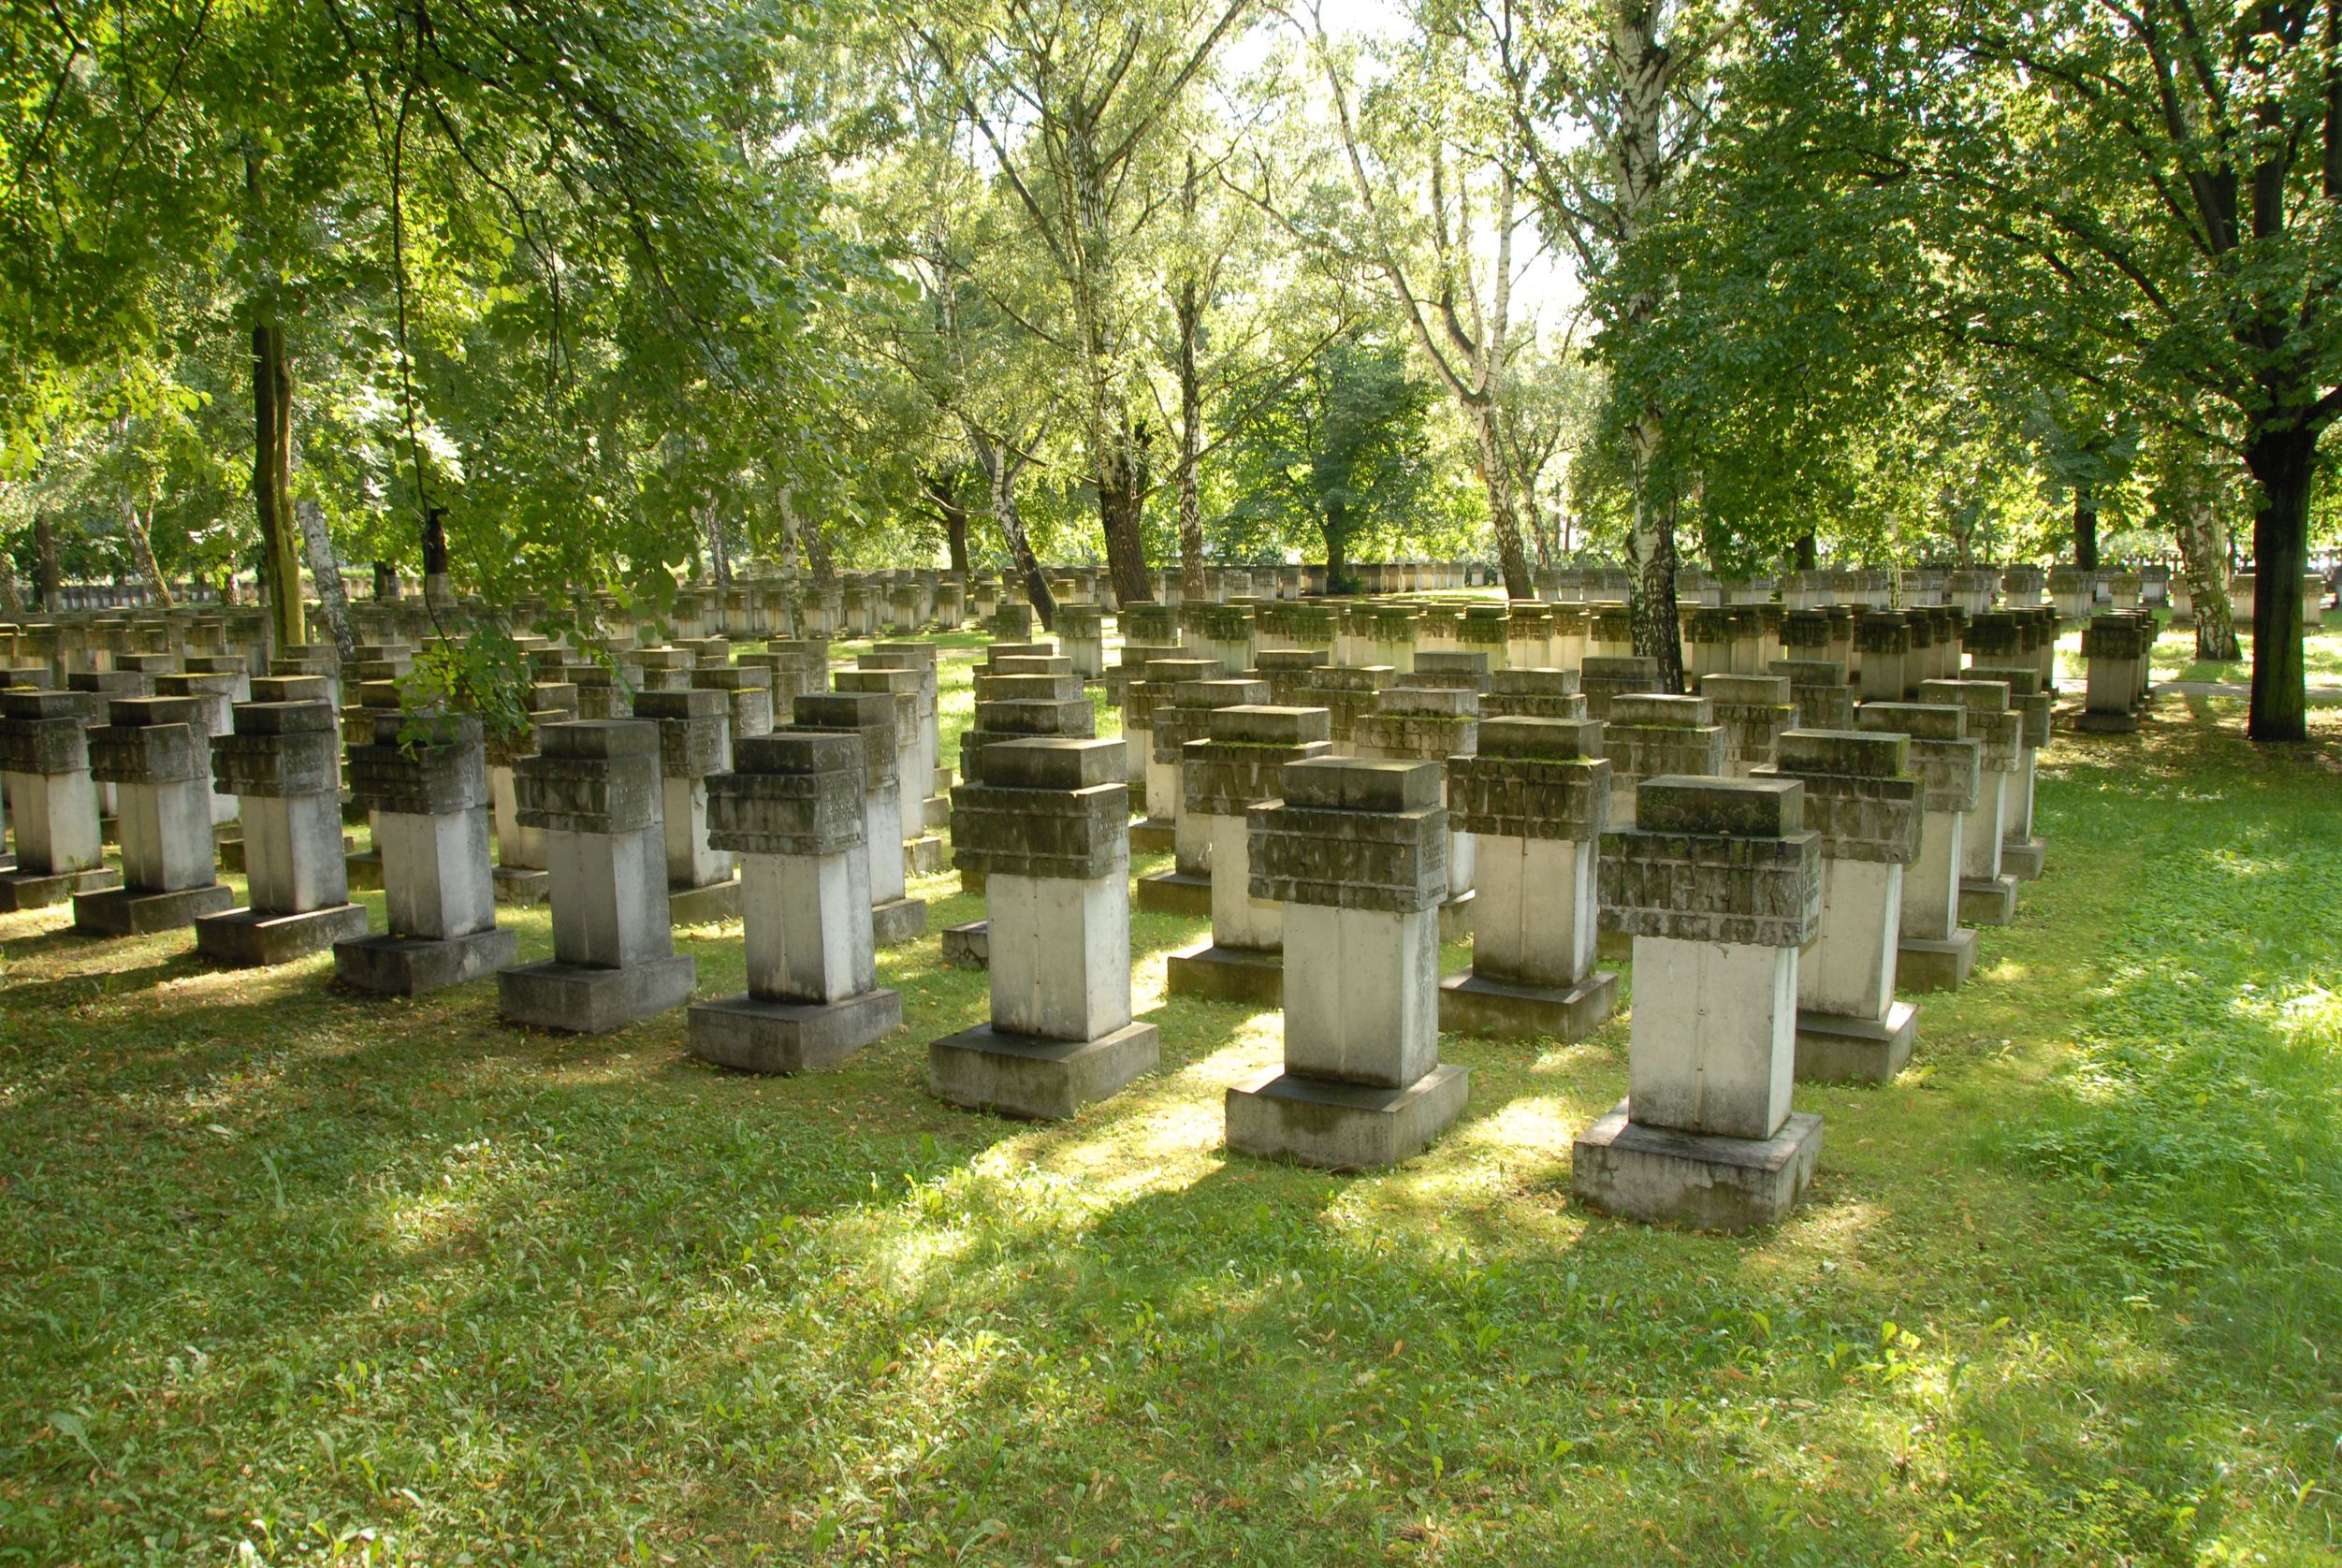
[3,649,2340,1566]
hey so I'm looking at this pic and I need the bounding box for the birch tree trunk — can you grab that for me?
[123,499,172,607]
[298,498,354,661]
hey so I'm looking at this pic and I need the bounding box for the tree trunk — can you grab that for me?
[989,452,1055,630]
[298,499,354,661]
[1470,410,1535,599]
[421,503,453,613]
[2244,423,2312,742]
[1623,409,1685,691]
[1176,281,1206,603]
[924,471,971,576]
[123,499,172,607]
[0,550,19,616]
[2073,484,2100,572]
[31,512,56,610]
[1795,531,1818,571]
[1096,416,1152,607]
[252,320,304,649]
[1322,504,1351,594]
[703,506,733,587]
[2175,498,2241,661]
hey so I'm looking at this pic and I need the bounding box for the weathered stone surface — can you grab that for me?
[90,697,211,785]
[1181,706,1333,815]
[633,687,732,777]
[1598,777,1822,947]
[1753,729,1922,864]
[1248,759,1448,914]
[513,719,661,835]
[212,702,339,797]
[708,732,866,856]
[952,738,1131,879]
[1482,667,1587,720]
[1449,719,1610,841]
[1856,704,1981,813]
[346,711,489,814]
[792,691,897,791]
[0,690,91,776]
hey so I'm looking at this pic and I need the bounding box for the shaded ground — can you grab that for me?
[2,643,2338,1566]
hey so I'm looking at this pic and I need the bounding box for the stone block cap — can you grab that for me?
[1636,776,1805,837]
[982,736,1127,791]
[1253,649,1330,672]
[1478,716,1604,761]
[871,641,938,664]
[1415,650,1490,675]
[1491,667,1581,696]
[1174,677,1271,708]
[1280,756,1442,812]
[1767,658,1849,688]
[1699,674,1794,705]
[1143,657,1221,683]
[251,675,333,704]
[1207,704,1332,746]
[233,698,337,735]
[1376,685,1477,717]
[1609,693,1715,727]
[991,654,1074,677]
[1581,655,1660,680]
[543,718,659,758]
[1916,677,2011,716]
[632,687,727,719]
[793,691,895,733]
[735,729,863,777]
[1775,728,1909,777]
[2,690,86,720]
[835,667,922,694]
[101,695,205,730]
[1857,701,1967,741]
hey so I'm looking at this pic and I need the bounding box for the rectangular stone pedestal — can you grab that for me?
[1793,1000,1918,1083]
[1128,818,1176,854]
[1571,1099,1823,1230]
[195,902,370,965]
[687,987,901,1073]
[1437,969,1618,1041]
[2000,837,2045,881]
[940,920,990,968]
[334,926,518,995]
[927,1020,1160,1120]
[1437,890,1475,943]
[493,865,550,905]
[1224,1064,1471,1171]
[344,849,385,891]
[873,896,926,947]
[1896,929,1976,993]
[667,877,741,925]
[1957,873,2018,926]
[73,880,234,936]
[1133,868,1212,917]
[0,865,120,910]
[2073,708,2141,733]
[499,953,698,1035]
[905,835,945,877]
[1164,940,1283,1007]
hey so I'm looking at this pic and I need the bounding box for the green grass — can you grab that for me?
[2055,620,2342,687]
[4,660,2340,1566]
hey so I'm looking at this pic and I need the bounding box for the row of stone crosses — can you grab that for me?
[0,588,2166,1233]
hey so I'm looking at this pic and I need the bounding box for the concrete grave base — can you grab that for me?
[932,766,954,797]
[667,877,742,926]
[959,867,987,896]
[343,849,385,892]
[1438,968,1619,1041]
[340,793,369,826]
[1957,874,2019,926]
[1127,819,1177,855]
[73,881,235,936]
[1164,940,1283,1008]
[1595,928,1634,964]
[1133,869,1213,917]
[939,920,990,969]
[687,987,902,1074]
[499,953,698,1035]
[492,865,550,905]
[99,816,120,847]
[195,902,370,966]
[1224,1064,1470,1171]
[922,795,950,833]
[1793,1000,1919,1083]
[872,896,927,948]
[334,926,519,995]
[2072,709,2140,733]
[1437,890,1476,944]
[217,837,245,875]
[2000,837,2045,880]
[1896,929,1977,993]
[0,865,121,911]
[904,835,946,878]
[1572,1099,1823,1231]
[928,1020,1161,1120]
